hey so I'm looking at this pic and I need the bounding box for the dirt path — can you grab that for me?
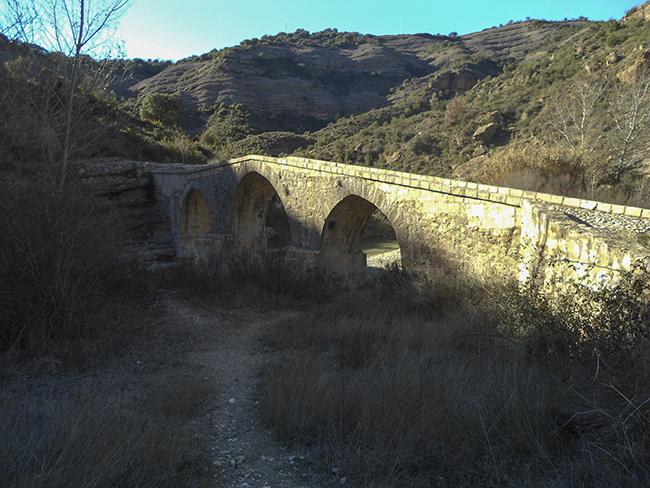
[162,295,323,488]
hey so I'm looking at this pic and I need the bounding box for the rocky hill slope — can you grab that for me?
[125,21,591,126]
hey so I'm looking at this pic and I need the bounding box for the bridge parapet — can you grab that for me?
[226,156,650,219]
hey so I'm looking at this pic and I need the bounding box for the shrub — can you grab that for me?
[477,141,592,195]
[140,93,179,127]
[0,178,135,350]
[444,95,468,125]
[406,133,434,155]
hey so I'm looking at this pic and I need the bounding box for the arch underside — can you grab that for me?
[230,172,291,256]
[320,195,379,256]
[318,194,401,284]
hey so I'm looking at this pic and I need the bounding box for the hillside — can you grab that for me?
[2,3,650,205]
[125,21,590,128]
[3,7,650,488]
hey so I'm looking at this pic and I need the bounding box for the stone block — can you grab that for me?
[506,195,521,206]
[563,197,582,208]
[489,193,507,203]
[580,200,598,211]
[597,203,613,213]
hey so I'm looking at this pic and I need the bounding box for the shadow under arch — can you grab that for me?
[320,194,401,281]
[180,189,212,251]
[230,172,291,257]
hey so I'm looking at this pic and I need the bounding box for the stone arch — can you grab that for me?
[320,195,378,255]
[320,194,402,255]
[180,189,212,250]
[319,194,401,283]
[230,172,291,256]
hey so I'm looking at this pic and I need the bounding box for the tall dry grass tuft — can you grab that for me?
[481,141,592,196]
[263,274,650,487]
[477,140,650,207]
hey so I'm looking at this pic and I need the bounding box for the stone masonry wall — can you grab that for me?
[520,199,650,294]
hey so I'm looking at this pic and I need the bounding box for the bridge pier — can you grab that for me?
[184,235,369,287]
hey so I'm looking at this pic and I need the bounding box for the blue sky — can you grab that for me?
[117,0,644,61]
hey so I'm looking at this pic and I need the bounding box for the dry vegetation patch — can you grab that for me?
[262,275,650,487]
[0,294,221,488]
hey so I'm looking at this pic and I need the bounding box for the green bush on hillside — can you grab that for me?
[140,93,179,127]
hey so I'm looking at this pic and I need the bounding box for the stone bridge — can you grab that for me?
[152,155,650,290]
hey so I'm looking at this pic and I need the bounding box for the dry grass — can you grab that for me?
[0,374,210,488]
[476,140,650,207]
[0,298,217,488]
[159,252,340,310]
[262,274,650,487]
[0,181,221,488]
[481,141,592,195]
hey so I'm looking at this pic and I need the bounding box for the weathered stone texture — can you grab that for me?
[519,200,650,294]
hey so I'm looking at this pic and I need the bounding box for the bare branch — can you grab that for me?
[607,68,650,181]
[546,74,608,153]
[2,0,133,189]
[1,0,40,42]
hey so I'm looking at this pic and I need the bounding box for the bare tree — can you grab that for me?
[50,0,132,189]
[0,0,39,41]
[545,70,650,190]
[1,0,132,189]
[546,74,608,153]
[607,68,650,183]
[3,0,131,57]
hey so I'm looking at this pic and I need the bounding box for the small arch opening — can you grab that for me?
[360,209,400,266]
